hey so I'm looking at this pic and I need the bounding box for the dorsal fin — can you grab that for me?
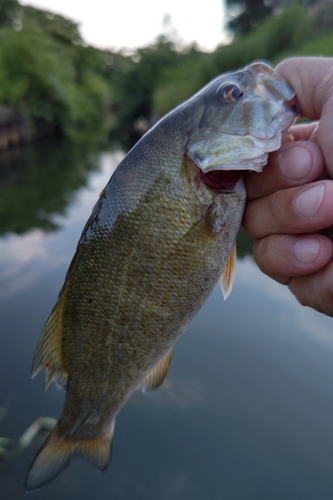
[221,243,236,300]
[31,296,68,390]
[139,348,173,392]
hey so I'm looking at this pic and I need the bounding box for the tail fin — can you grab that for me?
[25,421,115,491]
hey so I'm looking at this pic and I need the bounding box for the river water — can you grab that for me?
[1,139,333,499]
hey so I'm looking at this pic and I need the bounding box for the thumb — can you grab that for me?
[277,57,333,176]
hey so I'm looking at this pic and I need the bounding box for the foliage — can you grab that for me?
[152,49,210,117]
[273,30,333,61]
[108,38,187,145]
[211,5,313,73]
[0,1,331,146]
[22,5,82,45]
[226,0,274,35]
[0,0,19,27]
[0,25,74,130]
[152,5,313,116]
[0,3,114,143]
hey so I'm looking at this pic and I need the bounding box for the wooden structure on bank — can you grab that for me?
[0,107,57,149]
[0,107,27,149]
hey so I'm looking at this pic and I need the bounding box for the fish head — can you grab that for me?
[187,62,299,174]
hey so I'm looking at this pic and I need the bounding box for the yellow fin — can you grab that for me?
[139,348,173,392]
[25,420,115,491]
[221,244,236,300]
[31,296,68,390]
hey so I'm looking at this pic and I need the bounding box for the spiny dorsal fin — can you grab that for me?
[25,420,115,491]
[31,296,68,390]
[139,348,173,392]
[221,243,236,300]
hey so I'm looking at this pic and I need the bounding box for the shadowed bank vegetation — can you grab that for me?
[0,0,332,146]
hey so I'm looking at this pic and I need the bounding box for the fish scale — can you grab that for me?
[25,62,298,491]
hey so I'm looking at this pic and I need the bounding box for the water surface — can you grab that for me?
[1,139,333,499]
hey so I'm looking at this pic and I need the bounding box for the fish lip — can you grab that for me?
[246,61,296,102]
[191,148,270,174]
[189,129,280,174]
[197,156,268,174]
[245,61,300,132]
[246,102,299,142]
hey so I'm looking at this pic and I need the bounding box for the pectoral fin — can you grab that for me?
[31,296,68,390]
[221,244,236,300]
[139,348,173,392]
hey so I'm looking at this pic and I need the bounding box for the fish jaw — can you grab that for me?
[187,62,299,174]
[246,62,299,135]
[188,132,281,174]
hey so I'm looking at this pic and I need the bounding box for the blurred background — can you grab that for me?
[0,0,331,148]
[1,1,333,499]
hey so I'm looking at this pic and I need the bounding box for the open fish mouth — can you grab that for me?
[188,62,299,176]
[199,168,244,191]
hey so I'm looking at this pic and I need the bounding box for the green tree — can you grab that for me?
[22,5,82,45]
[152,5,313,117]
[0,4,115,143]
[0,0,19,27]
[226,0,274,34]
[0,25,75,132]
[108,38,187,145]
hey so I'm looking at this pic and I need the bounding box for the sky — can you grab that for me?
[19,0,229,52]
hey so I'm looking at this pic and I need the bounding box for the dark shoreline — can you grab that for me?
[0,106,58,150]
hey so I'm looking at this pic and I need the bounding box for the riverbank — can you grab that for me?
[0,107,24,149]
[0,106,58,150]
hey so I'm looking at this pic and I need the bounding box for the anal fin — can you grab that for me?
[139,348,173,392]
[221,243,236,300]
[31,295,68,390]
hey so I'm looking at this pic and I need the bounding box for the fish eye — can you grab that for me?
[218,84,244,103]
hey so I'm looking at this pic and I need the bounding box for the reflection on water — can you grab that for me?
[0,140,100,235]
[1,139,333,499]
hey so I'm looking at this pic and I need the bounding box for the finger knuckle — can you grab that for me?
[267,192,283,230]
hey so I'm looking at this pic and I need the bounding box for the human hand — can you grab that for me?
[243,57,333,316]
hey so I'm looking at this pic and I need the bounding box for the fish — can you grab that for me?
[25,62,298,490]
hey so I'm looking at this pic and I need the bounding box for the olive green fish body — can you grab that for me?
[59,150,245,440]
[26,62,298,490]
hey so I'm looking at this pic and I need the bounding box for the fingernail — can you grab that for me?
[293,238,320,263]
[279,146,311,180]
[295,184,324,217]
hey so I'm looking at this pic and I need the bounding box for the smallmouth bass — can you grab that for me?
[25,62,298,490]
